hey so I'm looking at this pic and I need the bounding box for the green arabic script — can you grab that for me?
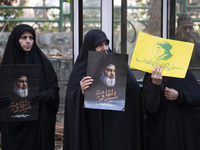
[136,58,183,71]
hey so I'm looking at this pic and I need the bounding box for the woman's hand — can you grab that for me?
[80,76,94,95]
[151,66,163,85]
[164,87,178,100]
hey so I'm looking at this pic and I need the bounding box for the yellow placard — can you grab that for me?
[130,31,194,78]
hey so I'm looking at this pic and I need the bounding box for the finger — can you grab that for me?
[158,66,162,70]
[164,91,171,99]
[83,80,94,89]
[165,87,170,92]
[81,78,93,86]
[152,66,157,75]
[164,88,169,96]
[80,76,93,85]
[84,85,90,91]
[80,76,89,84]
[151,67,157,79]
[80,78,94,95]
[165,88,174,96]
[158,66,162,74]
[155,66,162,76]
[82,76,92,81]
[81,83,92,95]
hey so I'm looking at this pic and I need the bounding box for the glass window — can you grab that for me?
[113,0,162,81]
[83,0,101,35]
[175,0,200,81]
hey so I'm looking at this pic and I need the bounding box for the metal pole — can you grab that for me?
[101,0,113,49]
[183,0,187,14]
[121,0,127,54]
[59,0,64,32]
[162,0,168,38]
[169,0,176,40]
[73,0,80,63]
[70,0,73,31]
[43,0,47,19]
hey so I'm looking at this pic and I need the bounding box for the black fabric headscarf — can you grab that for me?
[1,24,59,150]
[63,29,146,150]
[67,29,110,93]
[2,24,36,64]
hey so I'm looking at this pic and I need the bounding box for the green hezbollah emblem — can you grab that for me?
[136,40,183,71]
[153,41,173,61]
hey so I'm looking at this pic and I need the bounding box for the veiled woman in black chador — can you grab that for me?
[63,29,146,150]
[0,24,59,150]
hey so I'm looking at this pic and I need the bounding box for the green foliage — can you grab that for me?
[0,8,23,32]
[34,22,59,32]
[198,24,200,31]
[83,9,101,33]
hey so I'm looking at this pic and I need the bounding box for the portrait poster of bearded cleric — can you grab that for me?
[0,64,40,121]
[85,51,128,111]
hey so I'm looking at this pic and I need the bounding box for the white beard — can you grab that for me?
[100,73,116,87]
[13,84,28,98]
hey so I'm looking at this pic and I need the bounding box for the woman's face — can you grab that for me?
[19,31,34,52]
[95,40,109,52]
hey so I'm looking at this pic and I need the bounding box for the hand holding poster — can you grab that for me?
[130,31,194,78]
[84,51,128,111]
